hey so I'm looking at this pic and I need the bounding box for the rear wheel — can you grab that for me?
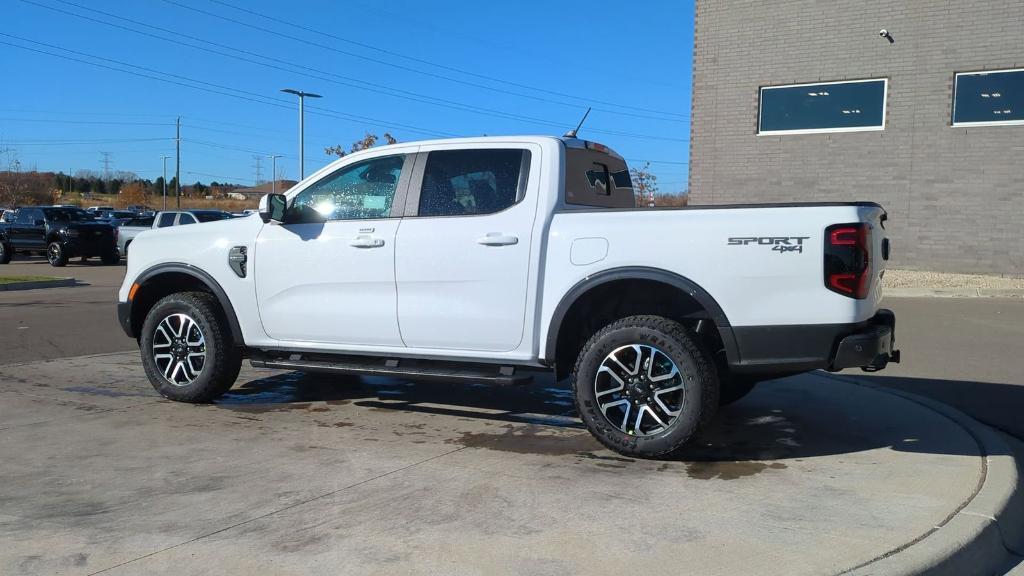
[139,292,242,403]
[0,241,11,264]
[47,242,68,267]
[571,315,718,458]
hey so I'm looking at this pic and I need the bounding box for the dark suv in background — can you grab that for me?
[0,206,119,266]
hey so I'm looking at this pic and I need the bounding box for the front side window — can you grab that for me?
[953,69,1024,126]
[418,149,529,217]
[156,213,176,228]
[759,79,887,135]
[290,155,405,221]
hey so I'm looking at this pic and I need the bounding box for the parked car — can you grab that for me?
[0,206,119,266]
[86,206,115,214]
[117,210,234,257]
[94,209,138,226]
[117,136,899,458]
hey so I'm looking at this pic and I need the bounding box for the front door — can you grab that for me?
[255,151,413,346]
[395,145,540,352]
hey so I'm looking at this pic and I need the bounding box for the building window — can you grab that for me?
[953,69,1024,126]
[758,79,887,135]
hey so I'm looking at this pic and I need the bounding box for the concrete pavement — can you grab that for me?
[0,260,132,364]
[0,352,1016,575]
[856,297,1024,439]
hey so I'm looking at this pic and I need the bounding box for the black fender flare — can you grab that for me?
[543,266,738,365]
[126,263,245,345]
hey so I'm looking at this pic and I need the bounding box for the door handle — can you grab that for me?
[349,236,385,248]
[476,233,519,246]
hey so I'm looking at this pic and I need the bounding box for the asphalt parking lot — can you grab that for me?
[1,258,1022,575]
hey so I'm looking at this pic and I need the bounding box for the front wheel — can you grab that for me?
[571,315,719,458]
[0,241,11,264]
[139,292,242,403]
[47,241,68,267]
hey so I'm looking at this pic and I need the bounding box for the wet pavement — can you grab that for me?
[0,352,987,575]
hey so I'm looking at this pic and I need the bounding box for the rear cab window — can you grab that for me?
[563,140,635,208]
[417,148,530,217]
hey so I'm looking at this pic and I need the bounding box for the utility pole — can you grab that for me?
[100,151,112,184]
[252,155,263,186]
[267,154,282,194]
[175,116,181,209]
[161,156,171,211]
[281,88,322,179]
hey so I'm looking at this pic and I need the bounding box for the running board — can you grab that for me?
[249,353,535,386]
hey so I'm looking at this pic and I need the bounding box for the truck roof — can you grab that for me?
[336,135,624,161]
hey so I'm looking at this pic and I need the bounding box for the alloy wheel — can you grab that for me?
[594,344,685,436]
[152,313,207,386]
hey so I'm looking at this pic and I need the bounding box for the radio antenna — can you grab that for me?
[564,107,592,138]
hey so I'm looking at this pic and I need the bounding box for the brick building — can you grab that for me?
[688,0,1024,275]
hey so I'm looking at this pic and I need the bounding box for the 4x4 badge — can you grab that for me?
[727,236,810,254]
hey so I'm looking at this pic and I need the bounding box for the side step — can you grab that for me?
[249,353,536,386]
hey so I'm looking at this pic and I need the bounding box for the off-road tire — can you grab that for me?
[140,291,242,403]
[571,315,719,459]
[47,241,68,267]
[719,375,759,407]
[0,241,11,264]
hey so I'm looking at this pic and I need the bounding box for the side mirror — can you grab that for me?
[259,193,287,223]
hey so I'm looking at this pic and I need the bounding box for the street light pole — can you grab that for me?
[267,154,282,194]
[280,88,322,179]
[161,156,171,211]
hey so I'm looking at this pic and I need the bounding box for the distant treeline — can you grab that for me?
[0,169,243,207]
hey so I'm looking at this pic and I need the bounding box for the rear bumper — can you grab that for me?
[830,309,900,371]
[728,309,900,376]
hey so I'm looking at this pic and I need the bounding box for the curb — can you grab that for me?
[0,278,75,291]
[828,375,1024,576]
[886,287,1024,298]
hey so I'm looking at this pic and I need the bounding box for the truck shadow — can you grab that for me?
[216,370,1018,462]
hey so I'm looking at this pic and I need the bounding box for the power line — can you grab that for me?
[0,117,174,126]
[204,0,689,120]
[1,137,175,145]
[22,0,687,142]
[0,33,456,138]
[160,0,688,123]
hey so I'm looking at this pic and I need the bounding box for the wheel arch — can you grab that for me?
[545,267,738,379]
[127,263,245,346]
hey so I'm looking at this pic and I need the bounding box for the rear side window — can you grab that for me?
[565,147,634,208]
[418,149,530,217]
[178,213,197,225]
[156,213,176,228]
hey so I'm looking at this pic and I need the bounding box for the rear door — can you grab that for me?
[394,144,540,351]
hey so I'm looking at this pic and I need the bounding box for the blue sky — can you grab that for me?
[1,0,692,191]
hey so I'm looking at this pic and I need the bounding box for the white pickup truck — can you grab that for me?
[117,136,899,457]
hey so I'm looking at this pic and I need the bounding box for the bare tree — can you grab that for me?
[630,162,659,208]
[325,132,398,158]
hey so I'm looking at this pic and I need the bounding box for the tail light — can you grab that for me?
[824,223,871,299]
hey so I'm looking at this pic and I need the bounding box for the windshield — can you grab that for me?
[43,208,93,222]
[195,212,232,223]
